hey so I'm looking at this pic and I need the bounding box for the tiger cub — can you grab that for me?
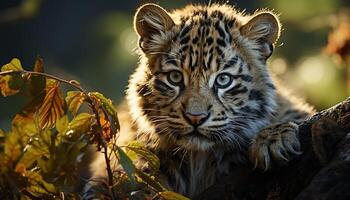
[87,3,314,198]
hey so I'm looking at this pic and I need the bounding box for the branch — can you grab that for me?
[195,97,350,200]
[1,69,117,199]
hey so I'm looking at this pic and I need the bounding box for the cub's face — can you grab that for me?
[129,4,280,151]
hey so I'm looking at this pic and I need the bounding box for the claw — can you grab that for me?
[274,149,289,162]
[284,141,301,155]
[262,147,271,171]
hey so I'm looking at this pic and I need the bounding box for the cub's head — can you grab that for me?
[128,3,280,152]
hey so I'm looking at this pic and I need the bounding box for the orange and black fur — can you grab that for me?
[85,3,314,198]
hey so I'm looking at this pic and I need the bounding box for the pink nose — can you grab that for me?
[184,112,209,126]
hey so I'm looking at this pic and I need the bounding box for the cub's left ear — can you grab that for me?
[240,12,281,60]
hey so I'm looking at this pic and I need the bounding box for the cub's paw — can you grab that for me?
[249,122,302,171]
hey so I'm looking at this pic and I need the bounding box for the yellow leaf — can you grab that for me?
[38,82,66,129]
[65,91,85,115]
[159,191,190,200]
[0,75,20,96]
[1,58,23,71]
[0,58,25,96]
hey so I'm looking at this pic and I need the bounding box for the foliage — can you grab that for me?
[0,58,188,200]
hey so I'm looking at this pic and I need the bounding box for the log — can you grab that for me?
[196,97,350,200]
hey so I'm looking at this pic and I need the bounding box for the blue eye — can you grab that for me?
[215,73,232,88]
[167,71,183,85]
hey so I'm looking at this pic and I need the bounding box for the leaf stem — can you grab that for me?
[0,69,117,199]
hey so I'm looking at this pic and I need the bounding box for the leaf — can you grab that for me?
[11,57,46,124]
[0,57,25,96]
[159,191,190,200]
[38,82,66,129]
[15,163,27,175]
[28,56,46,98]
[3,131,24,166]
[67,113,94,134]
[65,91,85,116]
[56,115,69,134]
[125,141,160,172]
[116,146,136,184]
[0,131,4,153]
[24,169,57,196]
[0,75,22,96]
[11,110,40,139]
[89,92,120,131]
[135,169,166,192]
[1,58,23,72]
[98,110,114,143]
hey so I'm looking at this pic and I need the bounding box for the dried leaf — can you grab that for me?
[0,75,22,96]
[0,130,4,158]
[15,163,27,175]
[0,58,26,96]
[38,82,66,129]
[28,56,46,97]
[65,91,85,116]
[89,92,120,131]
[99,111,113,142]
[159,191,190,200]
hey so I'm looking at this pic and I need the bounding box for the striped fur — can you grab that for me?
[87,3,314,198]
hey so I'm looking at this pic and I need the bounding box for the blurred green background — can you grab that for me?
[1,0,349,129]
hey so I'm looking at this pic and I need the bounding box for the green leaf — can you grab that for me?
[24,169,57,195]
[66,91,85,116]
[11,110,40,140]
[1,58,23,72]
[116,146,136,184]
[135,169,166,192]
[89,92,120,131]
[67,113,94,134]
[56,115,69,134]
[159,191,190,200]
[125,141,160,172]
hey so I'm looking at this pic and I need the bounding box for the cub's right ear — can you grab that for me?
[134,3,175,53]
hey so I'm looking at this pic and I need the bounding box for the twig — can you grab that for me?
[1,69,117,199]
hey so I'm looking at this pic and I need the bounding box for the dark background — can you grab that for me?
[1,0,349,129]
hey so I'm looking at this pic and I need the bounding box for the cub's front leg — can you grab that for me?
[249,122,302,170]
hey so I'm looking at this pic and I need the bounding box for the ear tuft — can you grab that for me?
[134,3,174,40]
[241,12,281,44]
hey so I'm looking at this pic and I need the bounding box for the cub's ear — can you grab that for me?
[240,12,281,60]
[134,3,175,53]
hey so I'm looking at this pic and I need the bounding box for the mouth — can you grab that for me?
[183,130,210,140]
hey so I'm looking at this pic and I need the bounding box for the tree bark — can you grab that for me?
[196,97,350,200]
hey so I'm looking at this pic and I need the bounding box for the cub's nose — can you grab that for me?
[184,112,209,126]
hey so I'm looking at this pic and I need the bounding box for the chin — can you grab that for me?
[177,136,215,151]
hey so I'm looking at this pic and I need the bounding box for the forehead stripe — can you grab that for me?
[215,21,226,39]
[232,75,253,82]
[223,56,238,70]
